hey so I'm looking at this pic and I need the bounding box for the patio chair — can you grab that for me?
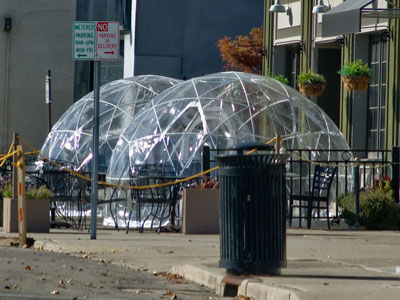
[130,165,180,233]
[289,165,337,229]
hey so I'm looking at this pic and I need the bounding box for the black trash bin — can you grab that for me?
[216,142,288,275]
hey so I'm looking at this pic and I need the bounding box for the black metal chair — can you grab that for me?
[289,165,337,229]
[130,165,180,233]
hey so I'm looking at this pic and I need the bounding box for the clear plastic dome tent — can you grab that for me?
[40,75,181,172]
[107,71,350,183]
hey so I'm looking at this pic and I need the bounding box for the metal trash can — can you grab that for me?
[216,142,288,275]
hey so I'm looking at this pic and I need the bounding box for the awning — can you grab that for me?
[322,0,375,37]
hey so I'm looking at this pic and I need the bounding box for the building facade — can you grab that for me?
[0,0,76,152]
[263,0,400,155]
[75,0,265,99]
[0,0,264,153]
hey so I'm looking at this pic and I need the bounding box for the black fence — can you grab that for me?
[205,146,399,218]
[2,146,399,231]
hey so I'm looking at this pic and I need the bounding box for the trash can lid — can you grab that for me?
[234,142,274,154]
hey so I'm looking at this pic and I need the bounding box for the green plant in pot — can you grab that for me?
[338,59,372,91]
[26,185,52,199]
[268,73,289,85]
[1,184,51,199]
[1,183,13,198]
[297,71,326,97]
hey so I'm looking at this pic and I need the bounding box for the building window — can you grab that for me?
[286,45,300,88]
[367,36,387,150]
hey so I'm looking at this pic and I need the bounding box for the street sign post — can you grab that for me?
[72,21,119,239]
[73,21,96,60]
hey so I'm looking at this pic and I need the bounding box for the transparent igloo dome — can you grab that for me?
[40,75,181,172]
[106,71,350,183]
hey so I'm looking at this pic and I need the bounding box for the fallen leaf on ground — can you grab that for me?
[50,290,59,295]
[25,266,31,271]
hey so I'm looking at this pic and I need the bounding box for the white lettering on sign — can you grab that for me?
[73,21,96,60]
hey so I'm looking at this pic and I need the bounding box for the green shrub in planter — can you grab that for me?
[1,184,12,198]
[337,59,372,78]
[337,190,399,230]
[269,73,289,85]
[1,184,51,199]
[296,71,326,97]
[26,186,52,199]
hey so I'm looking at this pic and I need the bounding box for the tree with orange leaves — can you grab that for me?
[216,27,263,74]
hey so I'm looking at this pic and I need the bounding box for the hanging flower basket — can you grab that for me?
[341,75,370,91]
[298,82,326,97]
[338,59,372,92]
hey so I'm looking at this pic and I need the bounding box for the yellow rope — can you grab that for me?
[16,135,392,191]
[17,135,280,190]
[24,150,40,156]
[0,150,20,168]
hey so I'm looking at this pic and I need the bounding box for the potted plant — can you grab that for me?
[2,184,52,233]
[338,59,372,91]
[269,73,289,85]
[182,179,219,234]
[297,71,326,97]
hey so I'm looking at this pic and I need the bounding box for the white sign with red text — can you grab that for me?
[96,21,119,61]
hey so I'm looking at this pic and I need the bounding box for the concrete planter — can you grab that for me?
[2,197,50,233]
[182,188,219,234]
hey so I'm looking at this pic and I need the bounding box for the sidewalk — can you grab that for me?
[1,228,400,300]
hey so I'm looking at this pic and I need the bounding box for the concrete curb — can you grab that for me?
[169,264,301,300]
[238,280,300,300]
[169,264,226,296]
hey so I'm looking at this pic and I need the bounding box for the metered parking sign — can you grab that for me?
[73,21,96,60]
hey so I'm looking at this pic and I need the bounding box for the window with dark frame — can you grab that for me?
[367,36,387,151]
[286,45,300,88]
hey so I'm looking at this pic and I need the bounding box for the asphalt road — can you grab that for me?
[0,245,230,300]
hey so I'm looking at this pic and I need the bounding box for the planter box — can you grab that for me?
[2,198,50,233]
[182,189,219,234]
